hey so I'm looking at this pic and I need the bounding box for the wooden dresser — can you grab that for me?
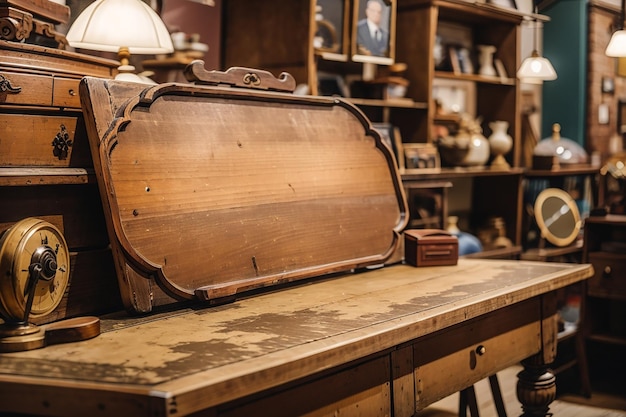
[0,40,123,323]
[582,214,626,389]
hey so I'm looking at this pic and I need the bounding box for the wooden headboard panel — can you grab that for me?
[80,66,407,313]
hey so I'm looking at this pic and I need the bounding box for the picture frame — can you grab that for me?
[602,76,615,94]
[352,0,396,65]
[314,0,350,56]
[432,78,476,116]
[448,46,461,75]
[403,143,441,172]
[372,123,402,166]
[494,58,508,82]
[317,72,350,97]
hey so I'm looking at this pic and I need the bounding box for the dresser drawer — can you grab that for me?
[0,113,93,167]
[0,71,54,106]
[53,77,82,108]
[587,252,626,298]
[412,299,542,409]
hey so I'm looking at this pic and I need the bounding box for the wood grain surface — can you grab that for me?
[0,259,593,416]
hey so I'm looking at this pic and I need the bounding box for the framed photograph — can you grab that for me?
[432,78,476,116]
[372,123,402,166]
[317,72,350,97]
[487,0,517,9]
[314,0,350,55]
[602,76,615,94]
[403,143,441,172]
[352,0,396,65]
[448,46,461,75]
[494,58,508,81]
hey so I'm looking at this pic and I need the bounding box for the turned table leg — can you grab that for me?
[516,355,556,417]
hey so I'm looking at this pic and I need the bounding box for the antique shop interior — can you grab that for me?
[1,0,626,416]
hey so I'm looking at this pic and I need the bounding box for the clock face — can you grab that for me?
[0,218,70,321]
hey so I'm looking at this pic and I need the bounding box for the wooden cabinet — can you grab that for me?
[582,215,626,389]
[0,40,123,323]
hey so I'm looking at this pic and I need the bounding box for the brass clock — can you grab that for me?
[0,218,70,351]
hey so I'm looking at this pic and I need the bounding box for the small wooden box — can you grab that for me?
[404,229,458,267]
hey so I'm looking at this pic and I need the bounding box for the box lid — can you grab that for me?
[404,229,457,243]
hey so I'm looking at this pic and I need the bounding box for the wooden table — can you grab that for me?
[0,259,592,417]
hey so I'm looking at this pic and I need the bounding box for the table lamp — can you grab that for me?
[66,0,174,83]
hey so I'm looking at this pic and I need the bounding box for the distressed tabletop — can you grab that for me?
[0,259,592,416]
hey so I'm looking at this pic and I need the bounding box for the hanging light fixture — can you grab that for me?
[606,0,626,56]
[517,10,557,84]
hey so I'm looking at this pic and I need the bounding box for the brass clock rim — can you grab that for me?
[533,188,582,247]
[0,218,70,321]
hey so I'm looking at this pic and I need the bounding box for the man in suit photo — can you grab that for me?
[356,0,389,57]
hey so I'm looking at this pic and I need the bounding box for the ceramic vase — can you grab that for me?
[477,45,497,77]
[455,131,490,166]
[488,121,513,169]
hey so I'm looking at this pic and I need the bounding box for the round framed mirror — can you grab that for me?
[534,188,582,247]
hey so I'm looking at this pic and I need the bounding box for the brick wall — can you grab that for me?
[588,1,624,159]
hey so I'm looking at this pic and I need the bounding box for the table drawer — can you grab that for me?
[217,355,391,417]
[53,77,82,108]
[0,113,92,167]
[412,299,542,409]
[587,252,626,297]
[0,71,53,106]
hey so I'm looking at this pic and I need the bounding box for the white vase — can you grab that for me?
[477,45,497,77]
[488,121,513,169]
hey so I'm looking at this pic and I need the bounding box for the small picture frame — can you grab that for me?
[317,72,350,97]
[448,46,461,75]
[494,58,508,81]
[602,76,615,94]
[314,0,350,55]
[403,143,441,172]
[456,47,474,74]
[372,123,402,166]
[352,0,396,65]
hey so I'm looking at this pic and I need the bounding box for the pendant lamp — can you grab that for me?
[606,0,626,56]
[517,9,557,84]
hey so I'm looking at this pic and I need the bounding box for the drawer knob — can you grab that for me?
[68,89,76,96]
[476,345,486,356]
[603,265,612,277]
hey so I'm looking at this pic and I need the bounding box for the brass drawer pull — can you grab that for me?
[476,345,486,356]
[603,265,612,278]
[0,74,22,94]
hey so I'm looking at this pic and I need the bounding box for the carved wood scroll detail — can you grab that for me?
[184,61,296,93]
[0,74,21,94]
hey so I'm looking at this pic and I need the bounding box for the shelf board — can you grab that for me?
[524,165,599,177]
[587,333,626,346]
[402,166,524,181]
[348,97,428,110]
[0,167,94,186]
[435,71,516,86]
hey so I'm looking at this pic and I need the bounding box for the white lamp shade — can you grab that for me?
[66,0,174,55]
[517,53,557,82]
[606,30,626,57]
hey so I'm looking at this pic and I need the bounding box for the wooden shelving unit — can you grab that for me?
[221,0,545,256]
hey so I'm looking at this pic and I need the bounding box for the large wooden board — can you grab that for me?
[80,70,407,313]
